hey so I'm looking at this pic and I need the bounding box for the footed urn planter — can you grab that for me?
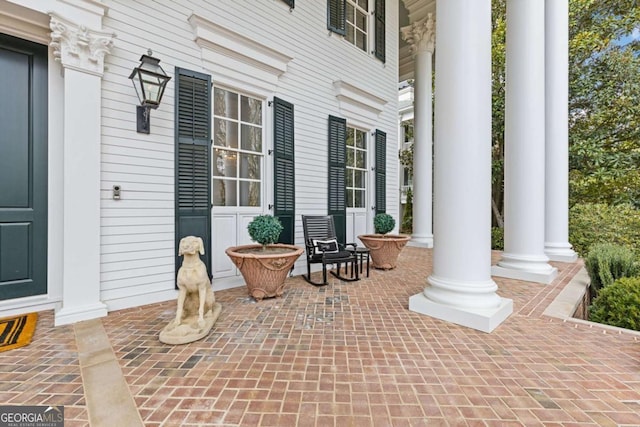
[358,234,411,270]
[225,244,303,300]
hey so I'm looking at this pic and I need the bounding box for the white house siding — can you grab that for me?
[96,0,399,308]
[0,0,397,319]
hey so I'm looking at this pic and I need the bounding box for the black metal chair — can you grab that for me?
[301,215,359,286]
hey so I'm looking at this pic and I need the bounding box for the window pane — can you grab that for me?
[354,190,364,208]
[356,150,366,168]
[355,130,365,148]
[356,30,366,51]
[356,10,367,31]
[213,88,238,119]
[346,128,354,146]
[213,119,238,148]
[213,179,237,206]
[240,181,261,207]
[358,0,368,11]
[213,149,237,178]
[347,148,354,167]
[346,3,355,23]
[241,96,262,125]
[346,169,353,187]
[241,125,262,152]
[354,170,365,188]
[346,24,355,44]
[347,189,354,208]
[240,153,261,180]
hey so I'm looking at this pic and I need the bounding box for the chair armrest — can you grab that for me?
[342,242,358,251]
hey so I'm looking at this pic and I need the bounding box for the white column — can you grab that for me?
[492,0,558,284]
[50,14,115,325]
[544,0,577,262]
[401,15,435,248]
[409,0,512,333]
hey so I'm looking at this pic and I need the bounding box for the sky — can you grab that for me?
[617,28,640,45]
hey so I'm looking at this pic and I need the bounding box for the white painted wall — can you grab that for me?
[0,0,400,313]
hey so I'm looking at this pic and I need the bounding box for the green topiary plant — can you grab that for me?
[584,243,639,298]
[247,215,283,250]
[374,213,396,235]
[589,277,640,331]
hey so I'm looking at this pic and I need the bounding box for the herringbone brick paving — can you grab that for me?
[2,247,640,426]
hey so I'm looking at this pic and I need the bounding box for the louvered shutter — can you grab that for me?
[175,68,212,278]
[374,0,386,62]
[273,97,295,245]
[375,129,386,215]
[328,115,347,244]
[282,0,294,8]
[327,0,346,35]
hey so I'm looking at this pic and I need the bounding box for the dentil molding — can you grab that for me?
[49,13,115,77]
[401,13,436,56]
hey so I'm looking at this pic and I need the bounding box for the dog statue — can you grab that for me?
[160,236,221,345]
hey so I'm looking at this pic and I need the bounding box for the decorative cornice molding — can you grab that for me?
[401,13,436,56]
[333,80,388,129]
[49,13,115,77]
[188,13,293,96]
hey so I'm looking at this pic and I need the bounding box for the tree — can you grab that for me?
[568,0,640,207]
[490,0,640,226]
[491,0,506,228]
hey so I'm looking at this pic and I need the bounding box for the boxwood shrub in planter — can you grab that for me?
[226,215,303,300]
[359,213,410,270]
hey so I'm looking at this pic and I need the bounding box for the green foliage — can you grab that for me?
[569,203,640,256]
[589,277,640,331]
[400,189,413,234]
[247,215,283,248]
[569,0,640,207]
[399,145,414,176]
[584,243,639,297]
[491,0,506,227]
[374,213,395,235]
[491,227,504,251]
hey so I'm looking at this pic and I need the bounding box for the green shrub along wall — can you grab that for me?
[569,203,640,257]
[589,277,640,331]
[584,243,639,298]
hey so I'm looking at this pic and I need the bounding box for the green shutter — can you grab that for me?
[375,129,386,215]
[327,0,346,35]
[374,0,386,62]
[273,97,295,245]
[328,115,347,244]
[175,68,212,279]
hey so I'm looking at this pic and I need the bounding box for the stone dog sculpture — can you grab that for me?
[160,236,221,345]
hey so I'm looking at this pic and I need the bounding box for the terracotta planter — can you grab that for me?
[225,244,304,300]
[358,234,411,270]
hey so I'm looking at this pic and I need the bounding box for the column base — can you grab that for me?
[55,302,108,326]
[408,234,434,248]
[545,242,578,263]
[409,292,513,333]
[492,252,558,284]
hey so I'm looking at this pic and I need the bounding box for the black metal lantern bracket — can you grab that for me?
[129,49,172,134]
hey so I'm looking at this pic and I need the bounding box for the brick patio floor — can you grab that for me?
[1,247,639,426]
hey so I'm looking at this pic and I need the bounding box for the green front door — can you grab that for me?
[0,34,48,300]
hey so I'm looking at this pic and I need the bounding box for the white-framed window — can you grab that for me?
[212,87,264,207]
[346,126,367,208]
[345,0,369,52]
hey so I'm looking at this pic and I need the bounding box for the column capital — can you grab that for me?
[49,13,115,77]
[401,13,436,56]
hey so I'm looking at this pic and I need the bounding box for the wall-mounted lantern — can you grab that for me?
[128,50,171,134]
